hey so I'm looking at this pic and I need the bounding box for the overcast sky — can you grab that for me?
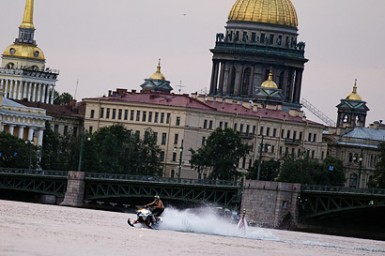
[1,0,384,125]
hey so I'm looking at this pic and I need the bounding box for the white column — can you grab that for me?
[18,126,25,139]
[42,84,47,103]
[22,81,27,99]
[16,81,21,100]
[31,83,37,102]
[28,127,34,142]
[9,125,15,136]
[28,82,32,101]
[49,85,54,104]
[9,80,14,99]
[37,129,44,146]
[36,83,41,102]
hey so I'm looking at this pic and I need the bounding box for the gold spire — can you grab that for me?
[149,59,166,80]
[261,70,278,89]
[20,0,35,29]
[346,79,362,101]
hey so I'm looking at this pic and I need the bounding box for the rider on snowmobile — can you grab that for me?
[144,195,165,220]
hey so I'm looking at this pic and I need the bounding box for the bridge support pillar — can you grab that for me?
[241,180,301,229]
[61,171,85,207]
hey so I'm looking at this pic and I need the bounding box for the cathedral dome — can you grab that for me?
[346,81,362,101]
[149,61,165,81]
[228,0,298,28]
[3,43,45,61]
[261,71,278,89]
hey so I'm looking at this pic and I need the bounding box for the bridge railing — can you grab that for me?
[0,168,68,178]
[85,172,242,187]
[302,185,385,196]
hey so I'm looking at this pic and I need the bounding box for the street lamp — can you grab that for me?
[174,139,184,179]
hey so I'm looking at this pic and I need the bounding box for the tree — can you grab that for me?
[0,132,38,169]
[369,142,385,188]
[54,92,74,106]
[277,155,345,186]
[189,128,250,181]
[247,159,280,181]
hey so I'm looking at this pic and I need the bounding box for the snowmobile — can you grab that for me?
[127,207,160,229]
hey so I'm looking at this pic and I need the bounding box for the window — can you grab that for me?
[142,111,147,122]
[136,111,140,121]
[273,128,277,137]
[118,109,122,120]
[209,120,213,129]
[54,124,59,133]
[112,109,116,119]
[251,32,256,42]
[234,123,238,131]
[313,134,317,142]
[203,120,208,129]
[225,122,228,129]
[160,113,165,123]
[293,131,297,140]
[161,133,167,145]
[277,35,282,46]
[176,116,181,126]
[219,121,223,129]
[124,110,128,120]
[252,125,256,134]
[266,127,270,137]
[106,108,110,119]
[174,134,179,145]
[153,132,158,143]
[259,126,264,136]
[246,125,250,135]
[308,133,312,142]
[130,110,134,121]
[160,151,165,162]
[155,112,159,123]
[73,127,78,137]
[281,129,284,138]
[260,33,265,43]
[88,126,93,134]
[166,113,171,124]
[100,108,104,118]
[299,131,303,141]
[240,124,244,133]
[286,130,291,139]
[172,152,177,162]
[269,34,274,45]
[64,125,68,136]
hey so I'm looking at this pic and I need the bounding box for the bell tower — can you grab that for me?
[336,80,369,128]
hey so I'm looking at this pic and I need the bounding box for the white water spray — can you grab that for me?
[158,207,277,241]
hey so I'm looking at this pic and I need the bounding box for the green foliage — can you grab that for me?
[247,159,280,181]
[0,132,38,169]
[54,92,74,106]
[189,128,250,181]
[41,124,162,175]
[277,155,345,186]
[369,142,385,188]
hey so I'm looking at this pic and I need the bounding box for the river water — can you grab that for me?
[0,200,384,256]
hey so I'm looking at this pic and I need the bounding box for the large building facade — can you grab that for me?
[82,63,327,179]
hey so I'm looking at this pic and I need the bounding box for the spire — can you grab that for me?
[150,59,166,80]
[346,79,362,101]
[20,0,35,29]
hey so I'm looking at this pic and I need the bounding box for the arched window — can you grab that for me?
[5,63,14,69]
[241,68,251,96]
[229,66,236,95]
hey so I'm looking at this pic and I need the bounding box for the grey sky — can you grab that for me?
[1,0,384,125]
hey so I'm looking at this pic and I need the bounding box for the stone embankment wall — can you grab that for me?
[60,171,85,207]
[241,180,301,229]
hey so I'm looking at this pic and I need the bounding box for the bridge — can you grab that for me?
[299,185,385,220]
[1,168,385,228]
[0,168,242,208]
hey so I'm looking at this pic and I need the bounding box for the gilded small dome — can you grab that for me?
[3,43,45,61]
[261,71,278,89]
[346,80,362,101]
[228,0,298,27]
[149,60,166,81]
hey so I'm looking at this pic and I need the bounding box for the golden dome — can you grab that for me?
[149,60,166,80]
[346,80,362,101]
[228,0,298,27]
[261,71,278,89]
[3,43,45,61]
